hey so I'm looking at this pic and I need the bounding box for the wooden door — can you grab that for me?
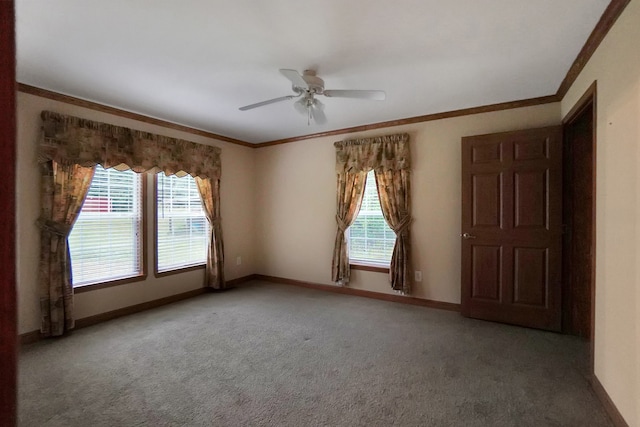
[461,126,562,331]
[562,96,595,338]
[0,0,17,425]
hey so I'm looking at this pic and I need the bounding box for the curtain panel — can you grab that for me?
[332,133,412,293]
[195,177,225,289]
[374,168,412,294]
[38,162,95,336]
[37,111,225,335]
[331,171,368,284]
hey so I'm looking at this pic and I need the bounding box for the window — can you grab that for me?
[68,165,144,287]
[348,170,396,266]
[156,173,209,274]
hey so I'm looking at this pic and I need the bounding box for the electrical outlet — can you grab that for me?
[414,270,422,282]
[236,256,242,265]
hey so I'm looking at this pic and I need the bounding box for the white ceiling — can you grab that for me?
[16,0,609,144]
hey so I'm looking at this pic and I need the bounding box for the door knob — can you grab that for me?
[461,233,476,239]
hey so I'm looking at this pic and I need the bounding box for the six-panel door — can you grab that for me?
[461,126,562,331]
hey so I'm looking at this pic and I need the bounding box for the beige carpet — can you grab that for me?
[19,281,612,426]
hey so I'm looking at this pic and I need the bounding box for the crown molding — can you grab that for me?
[16,83,255,148]
[556,0,630,99]
[255,95,559,147]
[258,0,631,147]
[17,0,629,149]
[19,82,558,149]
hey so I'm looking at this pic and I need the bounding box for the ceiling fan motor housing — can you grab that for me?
[300,69,324,94]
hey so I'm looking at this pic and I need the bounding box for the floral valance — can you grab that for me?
[39,111,222,179]
[335,133,410,173]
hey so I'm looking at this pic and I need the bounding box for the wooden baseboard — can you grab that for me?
[226,274,259,287]
[19,275,257,345]
[253,274,461,312]
[18,330,42,346]
[20,287,207,345]
[20,273,458,345]
[74,287,208,330]
[590,375,629,427]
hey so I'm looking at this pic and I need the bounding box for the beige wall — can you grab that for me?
[560,1,640,424]
[255,103,561,303]
[16,4,639,422]
[16,92,257,334]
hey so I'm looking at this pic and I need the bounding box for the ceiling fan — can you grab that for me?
[239,69,386,125]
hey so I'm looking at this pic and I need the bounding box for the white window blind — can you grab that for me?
[348,170,396,266]
[68,165,144,286]
[156,173,209,273]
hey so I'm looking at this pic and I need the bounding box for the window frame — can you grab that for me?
[153,173,208,278]
[347,171,395,273]
[350,263,390,273]
[73,170,148,294]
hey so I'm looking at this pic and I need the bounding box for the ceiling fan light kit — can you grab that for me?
[239,69,385,125]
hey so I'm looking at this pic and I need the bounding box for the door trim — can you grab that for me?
[0,0,17,425]
[562,80,597,373]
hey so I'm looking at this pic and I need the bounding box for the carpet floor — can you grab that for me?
[19,281,612,426]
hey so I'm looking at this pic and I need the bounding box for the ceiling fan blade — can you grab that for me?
[323,90,386,101]
[310,102,327,125]
[280,69,309,89]
[239,95,295,111]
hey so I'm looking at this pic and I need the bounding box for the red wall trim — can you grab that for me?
[0,1,17,425]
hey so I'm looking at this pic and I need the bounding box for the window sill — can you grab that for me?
[154,263,205,278]
[350,263,390,273]
[74,274,147,293]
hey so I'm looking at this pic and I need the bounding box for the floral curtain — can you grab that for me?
[195,177,225,289]
[38,161,95,336]
[335,133,410,174]
[40,111,221,179]
[333,133,412,293]
[38,111,225,334]
[374,168,412,294]
[331,171,368,284]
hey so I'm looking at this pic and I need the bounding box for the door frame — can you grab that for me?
[0,0,17,425]
[561,80,597,372]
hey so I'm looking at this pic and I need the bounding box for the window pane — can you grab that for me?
[156,173,210,272]
[367,217,386,239]
[68,165,143,286]
[349,220,365,238]
[348,170,396,265]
